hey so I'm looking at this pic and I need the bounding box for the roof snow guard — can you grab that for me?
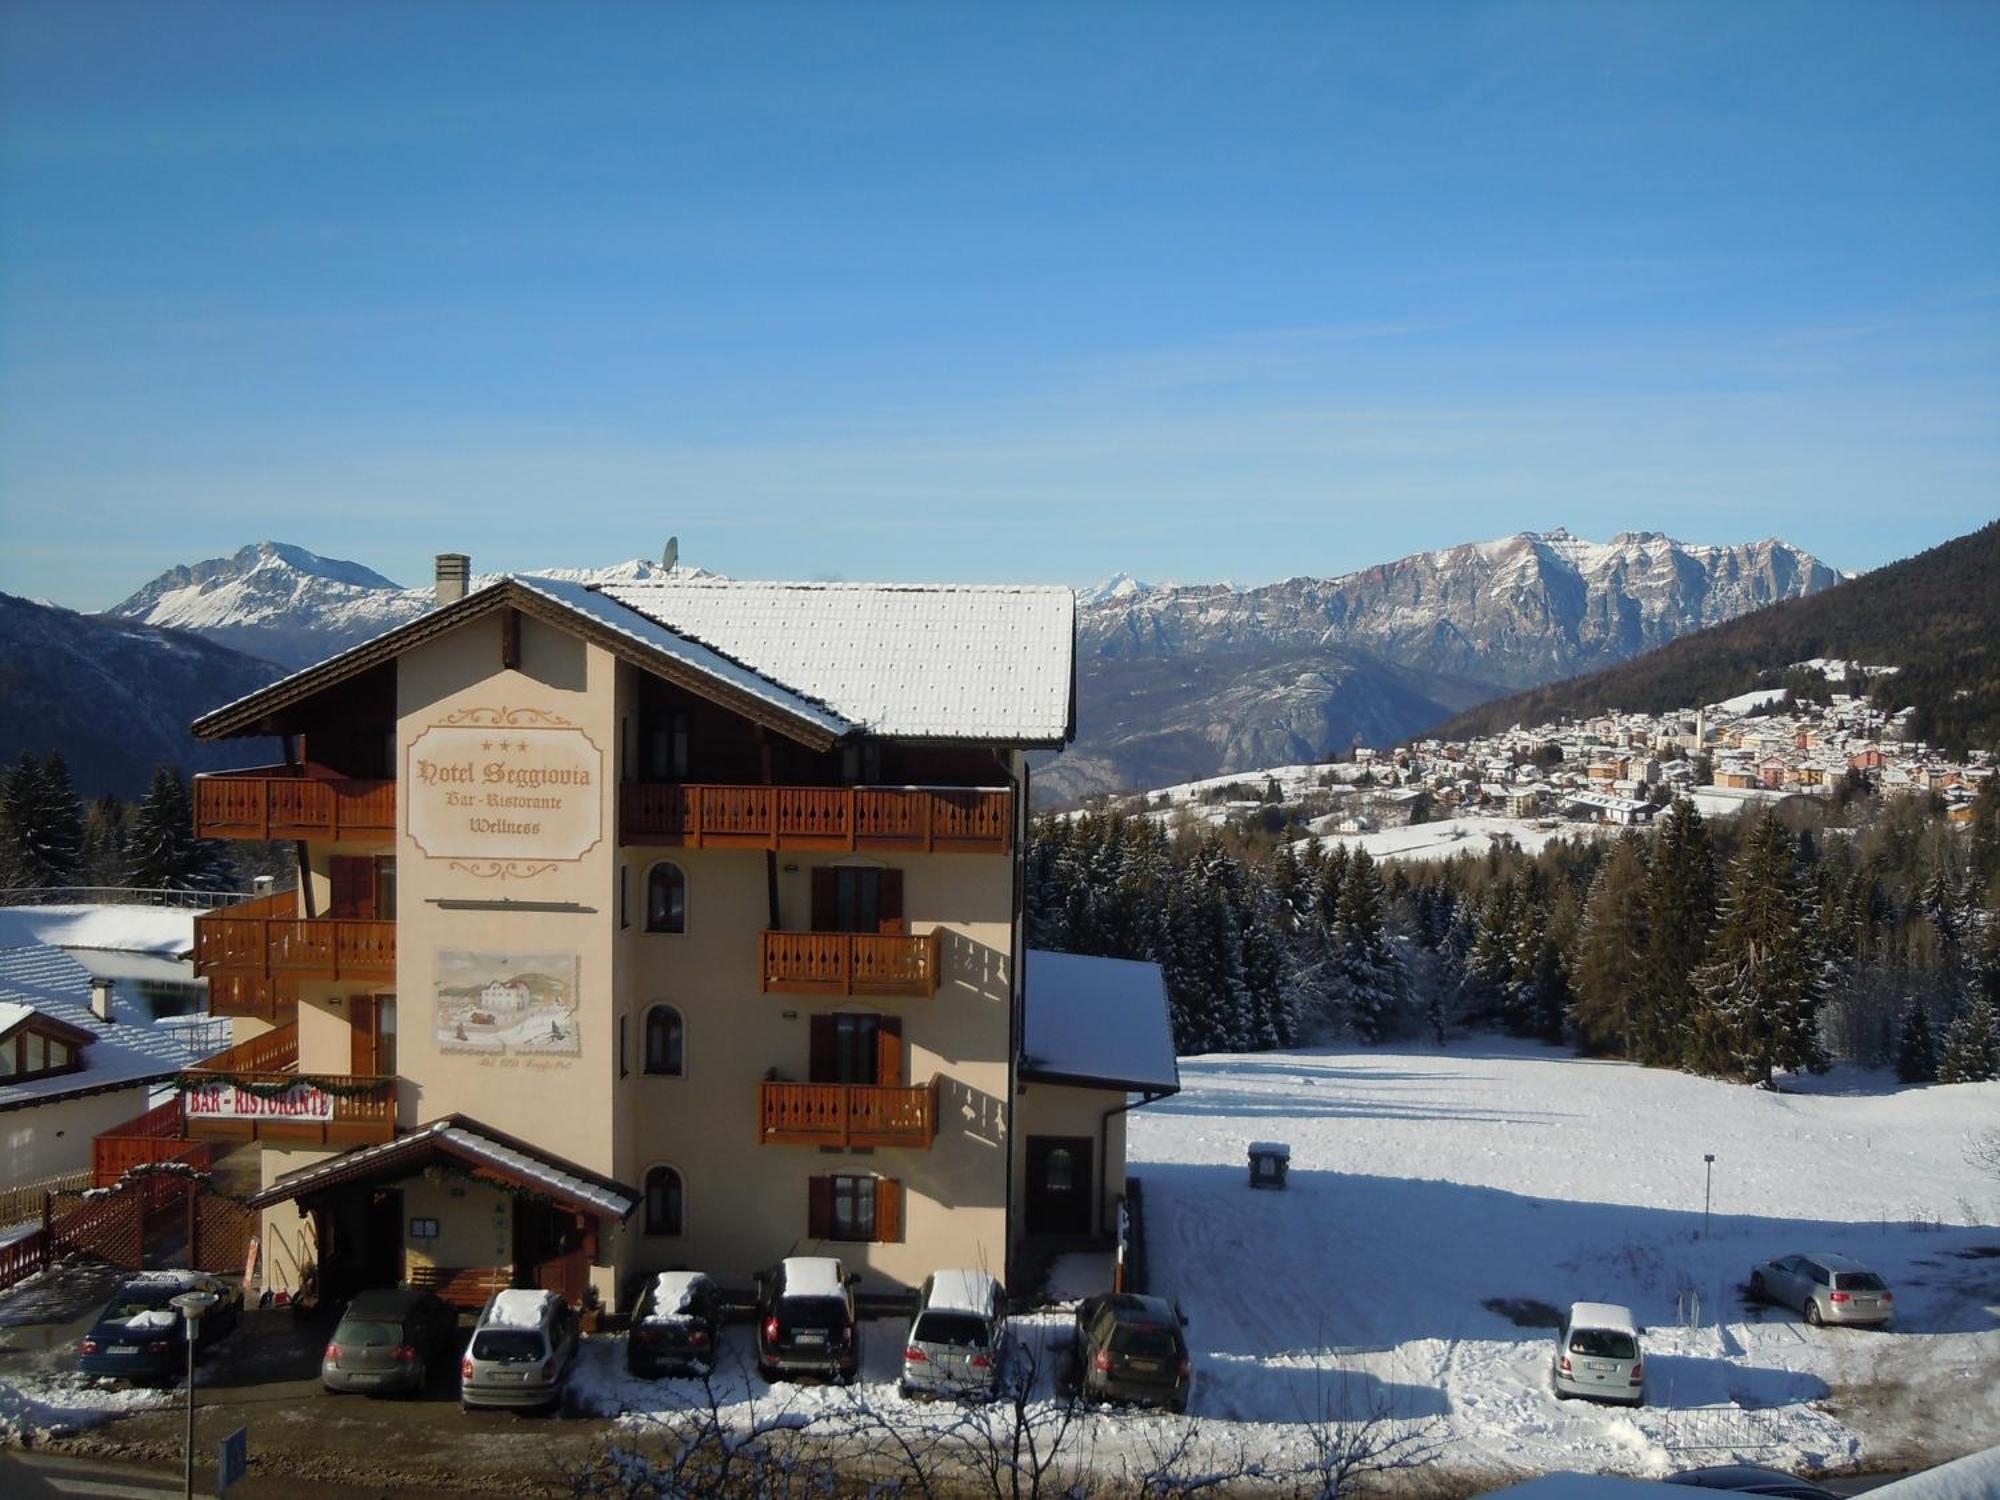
[245,1115,639,1221]
[193,574,1076,749]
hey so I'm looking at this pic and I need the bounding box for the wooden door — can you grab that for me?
[329,857,377,919]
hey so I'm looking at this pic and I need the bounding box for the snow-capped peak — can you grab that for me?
[1079,571,1155,605]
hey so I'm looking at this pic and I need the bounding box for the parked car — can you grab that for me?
[1749,1253,1894,1329]
[1551,1301,1644,1407]
[321,1286,459,1395]
[1070,1293,1192,1414]
[900,1269,1008,1401]
[460,1288,580,1411]
[628,1270,723,1377]
[755,1256,861,1383]
[78,1271,243,1387]
[1664,1464,1838,1498]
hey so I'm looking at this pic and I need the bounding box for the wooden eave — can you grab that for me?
[190,580,849,752]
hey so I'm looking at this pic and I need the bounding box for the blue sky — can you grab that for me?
[2,1,1995,609]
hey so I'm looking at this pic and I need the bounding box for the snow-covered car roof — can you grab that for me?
[1566,1301,1637,1333]
[481,1288,559,1329]
[779,1257,847,1297]
[643,1271,714,1320]
[921,1269,1001,1316]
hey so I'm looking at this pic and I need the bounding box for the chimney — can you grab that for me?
[90,976,115,1024]
[435,553,470,608]
[660,536,679,571]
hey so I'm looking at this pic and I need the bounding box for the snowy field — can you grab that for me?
[3,1042,1994,1487]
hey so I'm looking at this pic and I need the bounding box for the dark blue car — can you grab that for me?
[78,1272,243,1386]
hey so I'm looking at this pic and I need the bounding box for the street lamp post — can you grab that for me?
[170,1289,218,1500]
[1703,1153,1716,1238]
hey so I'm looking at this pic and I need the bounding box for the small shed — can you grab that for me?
[1247,1140,1291,1190]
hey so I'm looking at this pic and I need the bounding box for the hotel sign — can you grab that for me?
[185,1080,335,1124]
[407,707,604,869]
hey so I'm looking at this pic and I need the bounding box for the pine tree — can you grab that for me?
[1329,847,1407,1042]
[1687,812,1827,1087]
[125,768,233,891]
[1894,1000,1938,1084]
[1570,834,1651,1056]
[1937,995,1999,1084]
[1634,798,1717,1068]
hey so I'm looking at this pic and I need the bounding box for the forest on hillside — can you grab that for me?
[1028,782,2000,1089]
[1438,521,2000,755]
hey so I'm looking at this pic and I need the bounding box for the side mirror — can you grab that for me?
[845,1272,862,1287]
[1176,1304,1189,1328]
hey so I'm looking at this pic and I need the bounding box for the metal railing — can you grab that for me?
[0,886,262,909]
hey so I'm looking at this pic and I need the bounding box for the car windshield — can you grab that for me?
[1108,1323,1180,1360]
[1569,1328,1638,1360]
[108,1289,175,1318]
[779,1296,849,1333]
[471,1330,544,1363]
[914,1311,989,1349]
[1834,1272,1886,1292]
[334,1319,402,1345]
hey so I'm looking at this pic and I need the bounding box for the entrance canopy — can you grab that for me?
[245,1114,639,1222]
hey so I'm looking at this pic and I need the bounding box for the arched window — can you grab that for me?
[644,1004,685,1076]
[646,863,687,933]
[1046,1147,1075,1192]
[644,1166,684,1237]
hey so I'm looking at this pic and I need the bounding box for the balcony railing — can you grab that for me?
[759,930,941,997]
[91,1096,212,1188]
[181,1024,395,1147]
[194,890,394,986]
[758,1079,939,1149]
[194,764,396,842]
[621,783,1011,853]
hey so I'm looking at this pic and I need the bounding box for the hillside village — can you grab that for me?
[1110,660,1993,851]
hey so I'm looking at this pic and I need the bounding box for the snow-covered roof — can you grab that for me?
[247,1115,639,1220]
[780,1257,848,1297]
[0,904,194,958]
[1566,1301,1637,1334]
[595,578,1075,744]
[922,1268,1001,1315]
[0,946,203,1111]
[1021,949,1179,1095]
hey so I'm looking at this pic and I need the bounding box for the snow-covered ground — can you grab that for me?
[567,1042,1999,1487]
[1316,814,1594,864]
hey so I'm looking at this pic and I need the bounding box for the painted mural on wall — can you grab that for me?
[406,705,604,880]
[435,949,581,1056]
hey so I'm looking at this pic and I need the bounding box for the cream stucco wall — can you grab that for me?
[1,1084,152,1186]
[1014,1081,1132,1238]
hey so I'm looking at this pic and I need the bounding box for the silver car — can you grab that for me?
[460,1288,580,1411]
[1552,1301,1644,1407]
[900,1269,1007,1400]
[1750,1252,1894,1328]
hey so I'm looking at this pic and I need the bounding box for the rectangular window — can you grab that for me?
[619,866,629,929]
[27,1034,47,1073]
[0,1040,15,1077]
[829,1176,876,1242]
[830,1015,878,1085]
[618,1016,628,1079]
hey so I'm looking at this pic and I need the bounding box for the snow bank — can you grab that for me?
[0,1373,171,1443]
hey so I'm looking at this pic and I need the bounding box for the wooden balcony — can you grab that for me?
[180,1023,396,1147]
[759,930,941,997]
[194,764,395,842]
[621,783,1011,854]
[758,1079,939,1149]
[194,890,394,987]
[92,1096,212,1188]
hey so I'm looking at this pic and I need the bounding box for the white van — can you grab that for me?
[1552,1301,1643,1407]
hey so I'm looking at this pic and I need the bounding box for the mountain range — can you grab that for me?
[12,530,1845,799]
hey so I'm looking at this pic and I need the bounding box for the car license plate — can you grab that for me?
[350,1374,379,1386]
[1587,1360,1613,1371]
[797,1331,826,1346]
[1127,1358,1159,1374]
[110,1345,138,1355]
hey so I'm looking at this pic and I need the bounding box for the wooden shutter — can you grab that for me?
[329,856,375,919]
[874,1014,903,1087]
[877,869,904,934]
[809,1014,835,1084]
[350,996,379,1074]
[807,1176,833,1240]
[811,869,838,932]
[874,1178,903,1244]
